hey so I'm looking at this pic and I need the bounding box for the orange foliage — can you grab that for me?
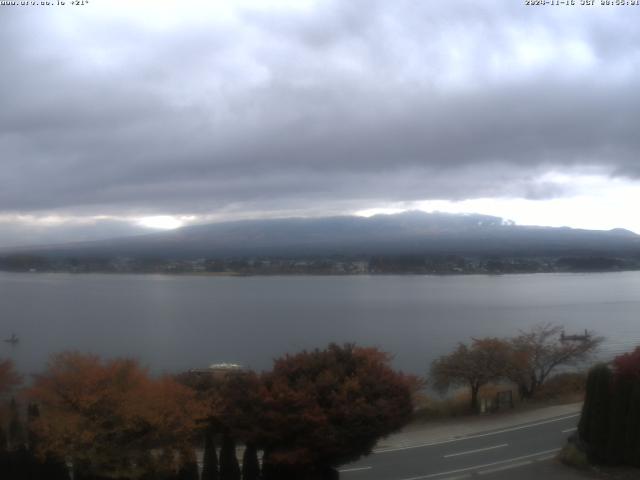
[430,338,512,411]
[27,352,201,478]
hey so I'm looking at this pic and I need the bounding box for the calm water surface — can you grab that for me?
[1,272,639,376]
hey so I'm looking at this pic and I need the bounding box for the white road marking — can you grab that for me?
[478,460,532,475]
[535,454,558,462]
[375,414,579,454]
[443,443,508,458]
[339,466,372,473]
[562,427,577,433]
[397,448,561,480]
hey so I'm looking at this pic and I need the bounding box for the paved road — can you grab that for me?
[340,413,580,480]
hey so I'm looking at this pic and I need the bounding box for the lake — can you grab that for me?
[1,271,639,377]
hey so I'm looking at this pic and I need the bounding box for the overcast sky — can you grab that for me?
[1,0,640,247]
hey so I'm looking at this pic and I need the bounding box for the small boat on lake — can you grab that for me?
[4,333,19,346]
[560,329,591,342]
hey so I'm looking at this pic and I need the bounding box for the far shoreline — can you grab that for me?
[1,269,639,278]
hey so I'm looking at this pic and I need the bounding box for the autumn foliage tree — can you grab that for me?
[612,345,640,379]
[507,324,602,399]
[430,338,511,412]
[0,358,22,443]
[0,360,21,399]
[176,367,263,437]
[257,343,417,479]
[27,352,201,479]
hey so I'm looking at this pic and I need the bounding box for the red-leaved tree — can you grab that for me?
[612,346,640,380]
[257,343,418,479]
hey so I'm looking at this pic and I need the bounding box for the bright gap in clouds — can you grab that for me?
[355,174,640,234]
[137,216,184,230]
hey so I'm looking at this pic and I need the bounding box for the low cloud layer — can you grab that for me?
[1,1,639,245]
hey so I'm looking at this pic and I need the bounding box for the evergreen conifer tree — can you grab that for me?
[177,447,199,480]
[157,447,179,480]
[26,403,69,480]
[25,403,41,479]
[241,444,260,480]
[0,451,8,480]
[137,450,158,480]
[43,454,71,480]
[626,381,640,467]
[74,458,98,480]
[578,364,597,441]
[8,397,24,450]
[0,424,7,452]
[219,434,240,480]
[201,430,219,480]
[579,364,612,464]
[606,374,633,464]
[0,425,8,480]
[12,445,33,480]
[26,403,39,451]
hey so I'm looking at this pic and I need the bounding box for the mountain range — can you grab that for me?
[7,211,640,260]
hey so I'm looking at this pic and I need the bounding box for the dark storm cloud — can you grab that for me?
[0,0,639,225]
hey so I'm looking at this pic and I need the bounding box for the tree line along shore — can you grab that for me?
[2,253,640,275]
